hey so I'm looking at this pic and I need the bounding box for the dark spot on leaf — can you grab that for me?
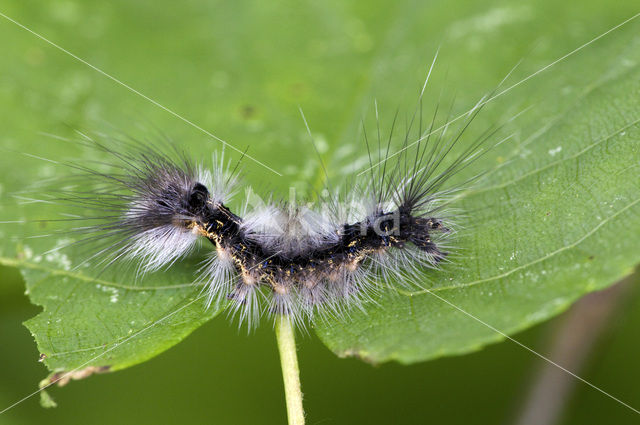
[239,104,257,119]
[289,82,307,98]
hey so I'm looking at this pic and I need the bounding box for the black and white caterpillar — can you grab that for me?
[42,99,494,329]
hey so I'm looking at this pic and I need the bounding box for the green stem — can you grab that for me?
[275,315,305,425]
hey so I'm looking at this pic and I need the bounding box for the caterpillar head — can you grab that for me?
[120,160,213,272]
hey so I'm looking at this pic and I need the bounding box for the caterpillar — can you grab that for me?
[27,91,499,330]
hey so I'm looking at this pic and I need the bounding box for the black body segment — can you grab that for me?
[185,181,449,311]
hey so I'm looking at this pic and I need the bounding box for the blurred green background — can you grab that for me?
[1,0,639,424]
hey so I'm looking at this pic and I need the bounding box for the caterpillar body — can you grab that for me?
[35,98,493,329]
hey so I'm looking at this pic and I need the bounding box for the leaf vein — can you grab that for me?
[405,196,640,296]
[472,115,640,195]
[0,257,197,291]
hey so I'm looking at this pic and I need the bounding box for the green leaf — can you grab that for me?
[0,0,639,382]
[314,22,640,362]
[7,249,220,379]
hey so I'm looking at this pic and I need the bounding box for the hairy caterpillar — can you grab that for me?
[29,93,498,331]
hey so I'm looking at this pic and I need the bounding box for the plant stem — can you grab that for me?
[275,315,305,425]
